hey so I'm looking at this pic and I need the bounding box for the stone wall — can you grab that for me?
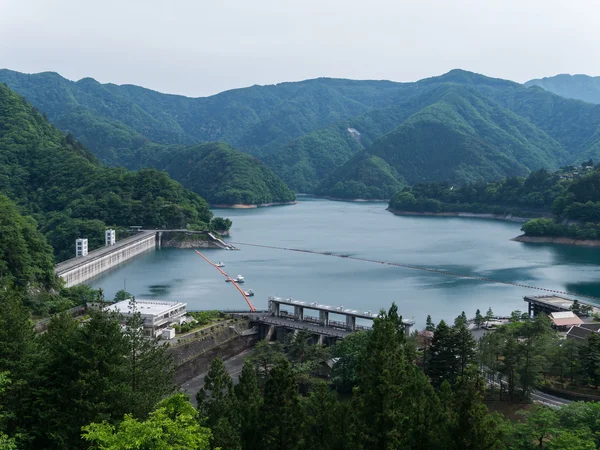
[170,325,258,384]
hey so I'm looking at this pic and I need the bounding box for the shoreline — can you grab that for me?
[512,235,600,248]
[211,201,297,209]
[386,208,533,223]
[306,194,389,203]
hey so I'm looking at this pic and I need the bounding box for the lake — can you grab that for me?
[90,197,600,327]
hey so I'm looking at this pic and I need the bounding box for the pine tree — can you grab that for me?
[474,309,483,329]
[260,359,304,450]
[425,314,435,332]
[454,311,468,328]
[234,360,262,450]
[197,357,240,449]
[581,333,600,388]
[453,319,477,377]
[354,304,408,449]
[485,307,494,326]
[124,297,175,418]
[427,320,458,387]
[450,367,505,449]
[303,382,340,450]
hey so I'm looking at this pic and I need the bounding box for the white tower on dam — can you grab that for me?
[105,229,116,246]
[75,238,88,257]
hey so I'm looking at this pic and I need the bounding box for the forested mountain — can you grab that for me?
[5,68,600,200]
[0,83,217,261]
[526,74,600,104]
[145,142,295,205]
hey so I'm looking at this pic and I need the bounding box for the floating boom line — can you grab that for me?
[228,241,600,302]
[194,249,256,311]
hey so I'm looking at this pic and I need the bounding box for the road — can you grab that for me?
[181,349,253,406]
[531,390,572,408]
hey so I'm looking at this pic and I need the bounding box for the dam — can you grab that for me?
[55,231,157,287]
[56,230,236,287]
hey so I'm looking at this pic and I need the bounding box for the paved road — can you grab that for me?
[531,390,572,407]
[181,349,253,406]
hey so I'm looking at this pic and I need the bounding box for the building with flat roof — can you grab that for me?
[76,238,88,257]
[110,299,187,337]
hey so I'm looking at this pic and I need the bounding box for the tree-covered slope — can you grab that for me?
[0,70,416,163]
[7,68,600,199]
[316,84,569,196]
[146,142,296,205]
[525,74,600,104]
[0,83,214,261]
[315,152,404,199]
[0,193,55,289]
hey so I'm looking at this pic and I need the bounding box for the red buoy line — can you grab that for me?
[227,241,600,303]
[194,249,256,311]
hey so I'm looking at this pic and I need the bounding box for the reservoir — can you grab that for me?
[90,197,600,327]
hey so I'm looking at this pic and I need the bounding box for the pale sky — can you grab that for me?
[1,0,598,97]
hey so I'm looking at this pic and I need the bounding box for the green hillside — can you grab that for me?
[147,142,296,205]
[7,68,600,199]
[0,84,215,261]
[315,153,404,199]
[525,74,600,104]
[317,84,569,196]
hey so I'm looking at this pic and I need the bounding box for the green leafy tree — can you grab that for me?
[302,382,341,450]
[250,340,285,386]
[453,318,477,377]
[82,394,211,449]
[113,290,132,302]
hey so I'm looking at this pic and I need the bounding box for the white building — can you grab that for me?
[105,229,116,246]
[76,238,88,257]
[110,299,187,337]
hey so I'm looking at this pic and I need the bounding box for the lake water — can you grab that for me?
[90,197,600,328]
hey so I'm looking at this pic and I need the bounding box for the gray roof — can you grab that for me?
[567,326,595,341]
[580,323,600,332]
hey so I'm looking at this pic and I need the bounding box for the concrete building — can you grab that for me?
[110,299,187,337]
[105,229,116,246]
[75,238,88,257]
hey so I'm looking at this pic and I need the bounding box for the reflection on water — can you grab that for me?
[90,198,600,327]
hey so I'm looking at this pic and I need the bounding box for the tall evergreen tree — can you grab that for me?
[196,357,240,450]
[452,318,477,377]
[474,309,483,329]
[124,297,175,418]
[234,360,262,450]
[425,314,435,332]
[581,333,600,388]
[354,304,408,449]
[450,367,506,450]
[260,359,304,450]
[303,382,341,450]
[427,320,458,387]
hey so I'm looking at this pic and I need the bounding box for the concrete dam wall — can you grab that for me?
[55,232,156,287]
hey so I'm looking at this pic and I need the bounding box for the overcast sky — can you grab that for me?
[1,0,598,97]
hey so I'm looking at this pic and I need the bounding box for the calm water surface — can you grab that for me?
[91,198,600,327]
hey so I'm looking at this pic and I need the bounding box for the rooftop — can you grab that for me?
[110,299,186,317]
[549,311,583,327]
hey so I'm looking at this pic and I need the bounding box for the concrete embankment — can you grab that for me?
[512,234,600,247]
[55,231,156,287]
[170,323,257,385]
[160,231,230,249]
[387,208,533,223]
